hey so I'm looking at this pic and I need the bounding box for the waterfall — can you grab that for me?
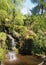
[6,34,17,61]
[6,51,17,61]
[7,34,15,50]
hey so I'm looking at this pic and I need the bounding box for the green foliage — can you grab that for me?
[23,14,46,54]
[0,32,6,48]
[30,14,46,54]
[14,47,19,54]
[0,0,25,34]
[14,12,24,25]
[0,48,5,61]
[33,32,46,54]
[0,0,46,56]
[0,32,7,63]
[0,32,6,41]
[30,15,46,32]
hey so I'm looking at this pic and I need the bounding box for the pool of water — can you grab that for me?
[4,54,43,65]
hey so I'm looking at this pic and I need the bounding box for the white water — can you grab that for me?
[7,51,17,61]
[7,34,15,48]
[7,34,17,61]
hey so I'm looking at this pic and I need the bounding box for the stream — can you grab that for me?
[6,34,17,61]
[3,34,46,65]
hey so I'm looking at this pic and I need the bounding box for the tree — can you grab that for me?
[0,0,24,33]
[30,0,46,14]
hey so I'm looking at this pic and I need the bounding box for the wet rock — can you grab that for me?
[43,57,46,65]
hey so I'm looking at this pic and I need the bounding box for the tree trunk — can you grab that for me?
[41,5,44,14]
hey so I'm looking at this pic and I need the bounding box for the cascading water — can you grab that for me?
[7,51,17,61]
[6,34,17,61]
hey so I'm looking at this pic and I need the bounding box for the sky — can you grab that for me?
[21,0,37,15]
